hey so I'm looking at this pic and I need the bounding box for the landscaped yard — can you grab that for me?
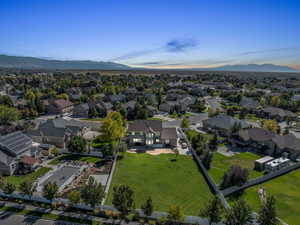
[209,152,263,185]
[228,169,300,225]
[106,153,213,215]
[49,154,102,165]
[4,167,51,190]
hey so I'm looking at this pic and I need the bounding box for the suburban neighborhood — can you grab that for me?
[0,69,300,225]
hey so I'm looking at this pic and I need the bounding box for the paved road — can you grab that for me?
[0,212,84,225]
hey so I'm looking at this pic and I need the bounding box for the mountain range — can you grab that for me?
[0,54,298,72]
[0,54,130,70]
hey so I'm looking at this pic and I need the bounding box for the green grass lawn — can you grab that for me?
[4,167,51,189]
[228,169,300,225]
[106,153,213,215]
[49,154,101,165]
[209,152,263,185]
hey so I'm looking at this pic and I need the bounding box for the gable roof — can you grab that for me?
[238,128,276,142]
[240,97,260,109]
[128,120,162,133]
[52,99,73,110]
[204,115,249,130]
[263,106,295,118]
[0,131,33,157]
[161,128,178,140]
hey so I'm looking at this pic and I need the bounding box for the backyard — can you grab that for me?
[4,167,51,190]
[106,152,213,215]
[228,169,300,225]
[209,152,263,185]
[49,154,102,165]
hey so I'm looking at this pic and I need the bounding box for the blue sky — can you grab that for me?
[0,0,300,69]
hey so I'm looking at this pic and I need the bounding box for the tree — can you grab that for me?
[101,112,126,143]
[80,176,105,208]
[68,135,87,153]
[258,195,279,225]
[220,165,249,190]
[112,184,135,217]
[19,180,36,199]
[270,96,280,107]
[199,196,223,225]
[141,197,153,217]
[0,95,13,106]
[51,148,60,157]
[201,150,213,170]
[181,116,190,128]
[42,182,58,202]
[167,204,185,223]
[209,134,218,151]
[0,105,20,125]
[3,182,16,195]
[262,120,280,134]
[224,199,253,225]
[68,190,81,207]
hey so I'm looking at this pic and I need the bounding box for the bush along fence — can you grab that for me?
[222,161,300,196]
[0,190,213,225]
[180,128,230,209]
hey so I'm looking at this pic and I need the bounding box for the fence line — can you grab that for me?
[222,161,300,196]
[180,128,230,209]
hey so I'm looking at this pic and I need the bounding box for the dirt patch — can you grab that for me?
[146,148,175,155]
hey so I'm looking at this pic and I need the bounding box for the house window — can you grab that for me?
[131,132,135,135]
[133,138,142,143]
[156,139,160,142]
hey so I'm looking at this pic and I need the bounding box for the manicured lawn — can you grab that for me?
[106,153,213,215]
[4,167,51,189]
[228,169,300,225]
[49,154,102,165]
[209,152,263,185]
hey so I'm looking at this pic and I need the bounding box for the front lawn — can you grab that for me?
[209,152,263,185]
[106,153,213,215]
[229,169,300,225]
[49,154,101,165]
[80,118,104,122]
[4,167,51,190]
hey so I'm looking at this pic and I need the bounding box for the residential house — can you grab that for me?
[73,103,90,118]
[260,106,296,121]
[203,115,250,136]
[27,118,96,148]
[240,97,260,110]
[232,128,300,160]
[128,120,178,148]
[43,99,74,115]
[0,131,39,175]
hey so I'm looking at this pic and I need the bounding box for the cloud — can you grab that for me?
[111,38,198,61]
[165,39,197,52]
[235,47,300,57]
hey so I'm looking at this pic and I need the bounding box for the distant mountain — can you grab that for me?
[0,55,131,70]
[206,64,298,72]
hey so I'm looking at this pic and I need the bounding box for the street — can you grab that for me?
[0,211,85,225]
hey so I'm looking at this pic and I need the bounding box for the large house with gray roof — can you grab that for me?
[203,114,250,136]
[0,131,38,175]
[232,128,300,160]
[27,118,98,148]
[128,120,178,148]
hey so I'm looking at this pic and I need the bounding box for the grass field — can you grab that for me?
[106,153,213,215]
[209,152,263,185]
[228,169,300,225]
[4,167,51,189]
[49,154,102,165]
